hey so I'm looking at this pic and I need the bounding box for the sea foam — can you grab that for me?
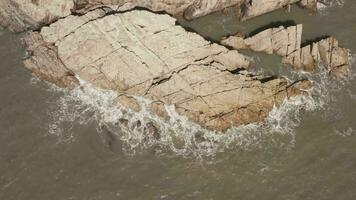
[40,52,355,158]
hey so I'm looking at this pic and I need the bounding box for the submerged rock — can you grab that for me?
[221,24,350,78]
[240,0,300,21]
[23,10,310,132]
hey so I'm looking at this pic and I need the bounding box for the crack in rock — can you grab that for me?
[22,9,311,132]
[221,24,350,79]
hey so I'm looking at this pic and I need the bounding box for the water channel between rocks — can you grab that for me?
[0,1,356,199]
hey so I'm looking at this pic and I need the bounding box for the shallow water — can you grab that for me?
[1,1,356,199]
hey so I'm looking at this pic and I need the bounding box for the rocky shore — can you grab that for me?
[1,0,323,32]
[0,0,351,132]
[221,24,350,78]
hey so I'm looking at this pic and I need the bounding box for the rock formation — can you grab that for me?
[240,0,300,21]
[0,0,325,32]
[299,0,318,10]
[23,10,310,132]
[0,0,75,32]
[221,24,350,78]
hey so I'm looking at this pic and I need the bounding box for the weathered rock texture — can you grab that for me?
[0,0,244,32]
[23,10,310,131]
[79,0,244,20]
[0,0,75,32]
[221,25,350,78]
[239,0,327,21]
[299,0,318,10]
[240,0,300,21]
[0,0,324,32]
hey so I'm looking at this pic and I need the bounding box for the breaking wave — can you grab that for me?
[317,0,345,12]
[39,53,355,158]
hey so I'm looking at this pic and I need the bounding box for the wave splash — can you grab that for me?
[42,53,355,158]
[317,0,345,12]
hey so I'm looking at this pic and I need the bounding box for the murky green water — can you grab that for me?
[1,1,356,199]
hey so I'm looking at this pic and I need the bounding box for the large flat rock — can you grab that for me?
[23,10,310,132]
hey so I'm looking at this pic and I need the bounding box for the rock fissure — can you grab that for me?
[3,1,349,132]
[221,24,350,78]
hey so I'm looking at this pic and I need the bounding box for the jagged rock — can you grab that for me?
[299,0,334,11]
[22,31,79,88]
[23,10,309,132]
[221,25,350,78]
[299,0,318,10]
[285,37,350,78]
[145,122,160,140]
[240,0,328,21]
[115,95,141,112]
[240,0,300,21]
[0,0,327,33]
[0,0,75,32]
[82,0,244,20]
[148,101,170,121]
[0,0,244,32]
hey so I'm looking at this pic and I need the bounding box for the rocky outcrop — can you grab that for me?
[0,0,244,32]
[0,0,75,32]
[23,10,310,132]
[23,30,79,88]
[239,0,331,21]
[79,0,244,20]
[299,0,318,10]
[240,0,300,21]
[0,0,328,33]
[221,24,350,78]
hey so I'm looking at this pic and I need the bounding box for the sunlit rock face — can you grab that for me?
[0,0,75,32]
[221,24,350,79]
[22,10,310,132]
[0,0,325,32]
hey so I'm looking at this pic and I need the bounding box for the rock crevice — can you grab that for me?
[221,24,350,78]
[22,9,310,131]
[0,0,327,32]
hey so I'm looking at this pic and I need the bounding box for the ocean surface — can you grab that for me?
[1,0,356,199]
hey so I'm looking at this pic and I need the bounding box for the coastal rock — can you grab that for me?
[23,10,310,132]
[240,0,300,21]
[22,31,79,88]
[81,0,244,20]
[0,0,329,33]
[0,0,74,32]
[221,25,350,78]
[299,0,318,10]
[0,0,244,32]
[285,37,350,78]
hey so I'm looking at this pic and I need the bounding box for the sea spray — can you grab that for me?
[39,53,354,157]
[317,0,345,13]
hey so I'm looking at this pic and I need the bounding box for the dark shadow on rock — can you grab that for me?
[301,35,330,47]
[247,20,297,37]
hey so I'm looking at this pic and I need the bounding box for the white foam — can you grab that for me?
[317,0,345,12]
[334,127,354,137]
[40,52,355,158]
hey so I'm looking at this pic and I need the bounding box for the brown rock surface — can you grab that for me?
[240,0,300,21]
[22,31,79,88]
[0,0,244,32]
[299,0,318,10]
[221,25,350,78]
[0,0,74,32]
[0,0,327,33]
[23,10,310,132]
